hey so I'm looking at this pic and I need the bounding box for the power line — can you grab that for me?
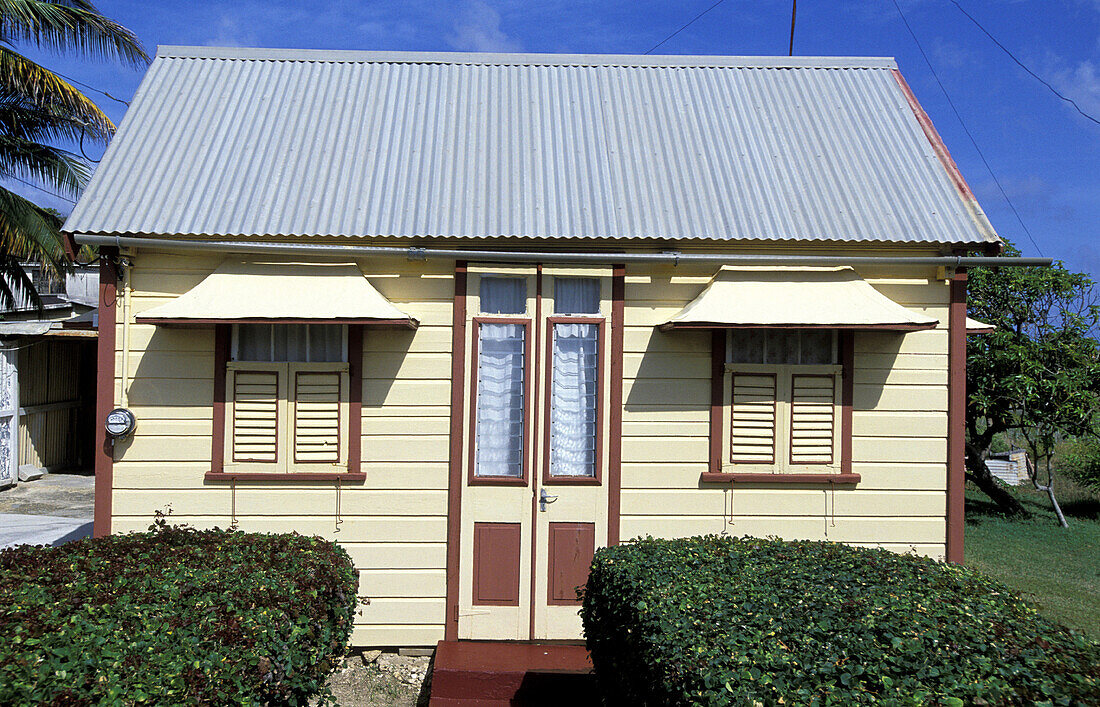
[890,0,1044,257]
[645,0,727,55]
[50,69,129,107]
[948,0,1099,127]
[5,176,76,205]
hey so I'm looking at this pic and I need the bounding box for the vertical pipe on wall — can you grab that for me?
[93,248,118,538]
[119,258,132,407]
[946,268,967,564]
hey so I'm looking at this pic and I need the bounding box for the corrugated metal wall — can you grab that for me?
[18,338,96,472]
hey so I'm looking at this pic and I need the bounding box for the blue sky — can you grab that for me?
[12,0,1100,274]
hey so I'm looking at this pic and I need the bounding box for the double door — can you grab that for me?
[458,266,611,640]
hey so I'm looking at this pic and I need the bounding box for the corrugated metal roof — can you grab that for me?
[64,47,999,245]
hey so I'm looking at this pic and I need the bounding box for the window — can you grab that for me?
[549,278,602,479]
[226,324,349,473]
[724,330,841,473]
[474,278,528,478]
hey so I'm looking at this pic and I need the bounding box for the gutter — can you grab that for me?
[73,234,1052,268]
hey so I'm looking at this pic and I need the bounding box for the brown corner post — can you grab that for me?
[93,248,118,538]
[211,325,230,474]
[709,329,724,474]
[607,265,625,546]
[840,331,854,476]
[445,261,468,641]
[347,325,363,474]
[946,268,967,564]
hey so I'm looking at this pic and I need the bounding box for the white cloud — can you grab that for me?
[447,1,523,53]
[206,14,260,48]
[1048,59,1100,123]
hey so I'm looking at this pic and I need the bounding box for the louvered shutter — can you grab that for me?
[789,374,836,464]
[730,373,776,463]
[292,370,343,464]
[232,369,280,463]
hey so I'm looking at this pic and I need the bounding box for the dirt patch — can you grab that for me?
[324,651,432,707]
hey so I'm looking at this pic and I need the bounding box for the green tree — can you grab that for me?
[0,0,146,309]
[966,241,1100,522]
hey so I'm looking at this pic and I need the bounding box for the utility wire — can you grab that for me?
[645,0,727,55]
[51,69,129,107]
[948,0,1100,127]
[890,0,1044,256]
[5,176,76,205]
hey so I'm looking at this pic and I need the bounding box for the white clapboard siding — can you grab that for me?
[232,370,279,463]
[790,374,836,464]
[294,371,342,463]
[730,373,776,463]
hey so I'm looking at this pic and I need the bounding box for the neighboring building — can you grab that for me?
[0,263,98,488]
[986,448,1030,486]
[63,47,1021,647]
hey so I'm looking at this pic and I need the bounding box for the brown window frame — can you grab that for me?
[206,323,365,483]
[468,316,533,486]
[703,330,859,485]
[542,315,606,486]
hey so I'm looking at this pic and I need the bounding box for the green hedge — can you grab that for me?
[582,535,1100,705]
[0,522,358,705]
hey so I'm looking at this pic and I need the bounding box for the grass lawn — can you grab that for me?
[965,478,1100,639]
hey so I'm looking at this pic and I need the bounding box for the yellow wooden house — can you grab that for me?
[63,47,1039,648]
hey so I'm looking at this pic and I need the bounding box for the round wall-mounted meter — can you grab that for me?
[105,407,136,439]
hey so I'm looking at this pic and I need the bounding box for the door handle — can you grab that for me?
[539,488,558,512]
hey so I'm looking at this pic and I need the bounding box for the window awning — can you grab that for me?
[136,260,418,328]
[966,317,995,334]
[659,266,938,332]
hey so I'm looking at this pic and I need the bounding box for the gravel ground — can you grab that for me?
[325,651,432,706]
[0,472,94,518]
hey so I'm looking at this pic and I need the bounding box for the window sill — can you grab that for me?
[205,472,366,483]
[468,476,528,486]
[543,476,601,486]
[700,472,861,484]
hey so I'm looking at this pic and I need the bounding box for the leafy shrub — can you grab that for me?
[1058,437,1100,491]
[582,535,1100,706]
[0,521,358,705]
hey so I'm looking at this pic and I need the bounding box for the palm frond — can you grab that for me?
[0,251,40,310]
[0,0,148,67]
[0,97,96,144]
[0,184,65,271]
[0,133,88,195]
[0,46,112,139]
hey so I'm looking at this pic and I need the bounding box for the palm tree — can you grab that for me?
[0,0,147,310]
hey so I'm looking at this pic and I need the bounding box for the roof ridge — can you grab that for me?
[154,46,898,70]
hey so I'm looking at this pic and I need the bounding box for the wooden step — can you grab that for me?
[429,640,597,706]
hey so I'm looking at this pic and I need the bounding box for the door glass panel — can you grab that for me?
[476,323,526,477]
[550,323,598,477]
[480,277,526,314]
[554,278,600,314]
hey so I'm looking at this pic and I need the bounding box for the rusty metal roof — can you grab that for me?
[64,47,999,246]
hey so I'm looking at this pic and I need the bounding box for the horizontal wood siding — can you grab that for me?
[113,248,951,651]
[110,251,453,647]
[620,262,949,559]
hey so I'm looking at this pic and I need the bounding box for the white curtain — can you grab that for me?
[550,323,598,477]
[476,323,526,477]
[235,323,345,362]
[480,277,526,314]
[554,278,600,314]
